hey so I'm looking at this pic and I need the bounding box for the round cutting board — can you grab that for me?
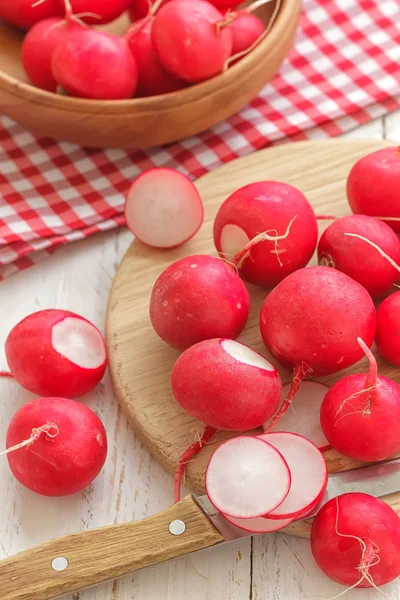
[106,140,400,537]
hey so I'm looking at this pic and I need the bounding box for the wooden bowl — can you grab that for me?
[0,0,301,149]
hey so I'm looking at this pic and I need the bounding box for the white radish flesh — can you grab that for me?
[264,381,330,450]
[52,317,106,369]
[206,436,290,519]
[125,168,204,248]
[222,513,294,533]
[260,432,328,520]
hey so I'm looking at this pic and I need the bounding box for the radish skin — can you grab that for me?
[226,12,266,57]
[320,338,400,462]
[6,397,107,496]
[376,292,400,366]
[125,169,203,248]
[206,436,291,518]
[260,266,376,427]
[347,146,400,233]
[52,29,138,100]
[150,256,249,351]
[0,0,62,30]
[5,309,107,398]
[318,214,400,298]
[214,182,318,286]
[152,0,233,83]
[311,493,400,588]
[223,513,294,534]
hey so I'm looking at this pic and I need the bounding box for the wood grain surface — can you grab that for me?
[107,139,400,536]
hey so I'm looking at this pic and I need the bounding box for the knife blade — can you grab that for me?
[0,458,399,600]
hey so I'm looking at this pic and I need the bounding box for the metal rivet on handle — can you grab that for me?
[51,557,69,572]
[169,520,186,536]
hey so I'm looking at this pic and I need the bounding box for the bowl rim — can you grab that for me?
[0,0,297,113]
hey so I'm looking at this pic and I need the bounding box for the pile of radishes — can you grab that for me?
[143,145,400,592]
[2,0,273,99]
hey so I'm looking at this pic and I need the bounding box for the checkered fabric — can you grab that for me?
[0,0,399,280]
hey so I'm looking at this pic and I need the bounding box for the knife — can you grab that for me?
[1,458,399,600]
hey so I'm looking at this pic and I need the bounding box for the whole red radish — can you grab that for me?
[150,255,250,350]
[347,146,400,233]
[214,182,318,286]
[152,0,232,83]
[5,309,107,398]
[126,19,186,96]
[376,292,400,366]
[318,214,400,298]
[66,0,132,24]
[22,17,82,92]
[125,169,203,247]
[129,0,170,20]
[227,12,266,57]
[6,397,107,496]
[0,0,62,30]
[171,338,282,430]
[260,267,376,427]
[311,493,400,588]
[320,338,400,462]
[52,29,138,100]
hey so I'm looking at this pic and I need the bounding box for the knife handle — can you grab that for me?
[0,495,224,600]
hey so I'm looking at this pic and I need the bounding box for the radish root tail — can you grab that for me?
[264,362,312,431]
[344,233,400,273]
[0,423,59,457]
[316,215,338,221]
[0,371,13,379]
[174,425,217,503]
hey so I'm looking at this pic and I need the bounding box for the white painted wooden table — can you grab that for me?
[1,112,400,600]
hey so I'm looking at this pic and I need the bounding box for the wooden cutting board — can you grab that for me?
[106,139,400,539]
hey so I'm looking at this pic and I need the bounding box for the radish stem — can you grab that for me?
[265,363,313,431]
[174,426,216,503]
[0,371,13,378]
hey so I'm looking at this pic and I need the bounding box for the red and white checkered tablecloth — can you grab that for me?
[0,0,399,280]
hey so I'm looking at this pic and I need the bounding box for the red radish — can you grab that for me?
[171,338,282,429]
[320,338,400,462]
[66,0,132,24]
[150,255,249,350]
[259,432,327,520]
[311,493,400,588]
[223,513,294,534]
[152,0,232,83]
[5,309,107,398]
[214,182,318,286]
[318,214,400,298]
[21,17,82,93]
[126,19,186,96]
[376,292,400,366]
[0,0,62,30]
[126,169,203,248]
[210,0,242,7]
[129,0,170,20]
[5,397,107,496]
[265,381,330,451]
[226,12,266,57]
[52,29,138,100]
[347,146,400,233]
[260,266,376,427]
[206,436,290,518]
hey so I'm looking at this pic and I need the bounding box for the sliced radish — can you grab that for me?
[206,436,291,519]
[51,317,106,369]
[259,432,328,520]
[125,168,204,248]
[264,381,330,450]
[223,513,294,533]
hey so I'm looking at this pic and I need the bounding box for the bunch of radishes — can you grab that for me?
[143,145,400,591]
[2,0,272,99]
[0,309,109,496]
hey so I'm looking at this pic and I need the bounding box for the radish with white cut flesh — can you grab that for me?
[125,169,204,248]
[259,432,328,520]
[223,513,294,534]
[213,181,318,286]
[4,309,107,398]
[150,256,250,350]
[264,381,330,450]
[206,436,290,519]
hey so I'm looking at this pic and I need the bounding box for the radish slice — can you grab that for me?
[259,432,328,520]
[223,513,294,533]
[264,381,330,449]
[206,436,291,519]
[125,168,204,248]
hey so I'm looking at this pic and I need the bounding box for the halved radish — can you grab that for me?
[223,513,294,534]
[125,168,204,248]
[259,432,328,520]
[206,436,291,519]
[264,381,330,450]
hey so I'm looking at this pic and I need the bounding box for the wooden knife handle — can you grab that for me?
[0,495,224,600]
